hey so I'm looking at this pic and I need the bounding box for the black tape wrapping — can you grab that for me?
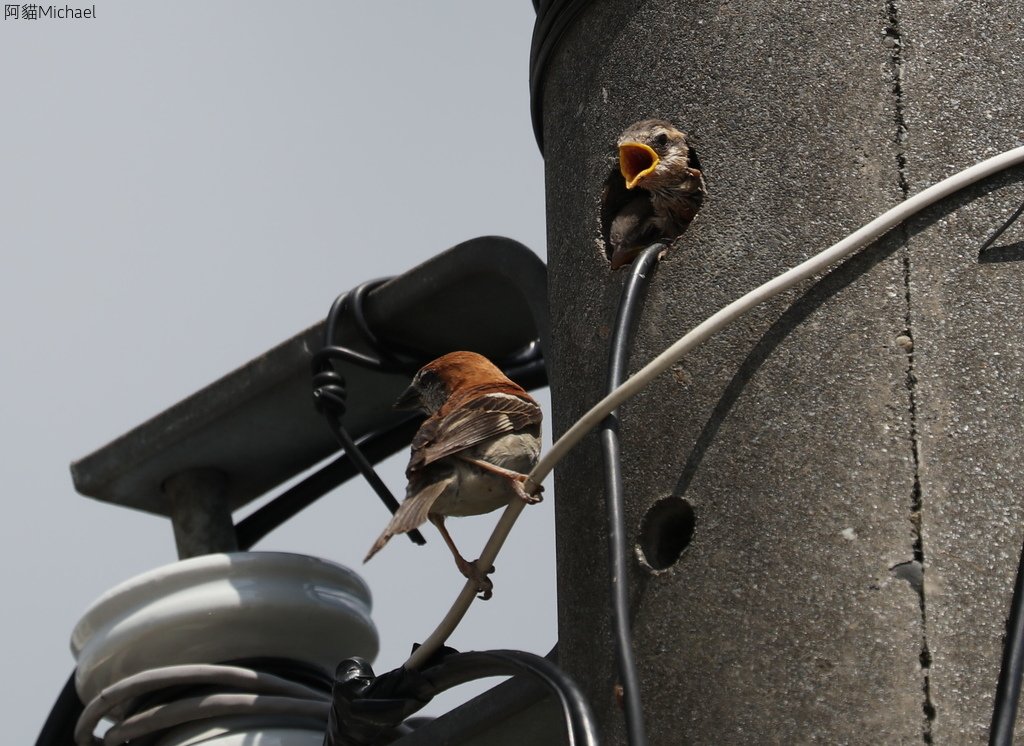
[323,646,458,746]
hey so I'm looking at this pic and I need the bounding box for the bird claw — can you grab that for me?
[514,479,543,505]
[458,559,496,600]
[510,472,543,501]
[475,578,494,601]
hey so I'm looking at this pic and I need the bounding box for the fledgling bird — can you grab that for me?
[606,119,706,269]
[364,350,543,599]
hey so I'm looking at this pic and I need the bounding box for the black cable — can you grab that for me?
[599,243,663,746]
[423,651,599,746]
[529,0,596,153]
[331,424,413,527]
[235,418,420,550]
[40,284,547,744]
[310,280,548,549]
[239,279,547,551]
[238,360,546,551]
[320,280,425,372]
[989,532,1024,745]
[34,670,82,746]
[312,279,430,547]
[978,197,1024,744]
[324,650,598,746]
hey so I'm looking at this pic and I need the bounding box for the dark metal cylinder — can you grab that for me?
[164,467,238,558]
[540,1,1024,743]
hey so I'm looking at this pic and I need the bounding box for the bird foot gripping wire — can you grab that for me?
[457,557,495,601]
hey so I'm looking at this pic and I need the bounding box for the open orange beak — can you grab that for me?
[619,141,660,189]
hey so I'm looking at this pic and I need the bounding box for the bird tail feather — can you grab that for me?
[363,477,451,562]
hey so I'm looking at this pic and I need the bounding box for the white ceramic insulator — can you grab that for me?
[71,552,378,745]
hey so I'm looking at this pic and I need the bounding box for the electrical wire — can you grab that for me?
[987,195,1024,745]
[420,650,598,746]
[51,145,1024,742]
[50,289,550,745]
[74,664,329,745]
[600,244,663,746]
[405,499,528,669]
[529,144,1024,491]
[102,694,329,746]
[313,280,428,546]
[235,417,421,550]
[34,671,82,746]
[529,0,596,152]
[236,355,547,551]
[990,532,1024,745]
[323,649,596,746]
[309,278,548,551]
[406,143,1024,672]
[74,662,333,745]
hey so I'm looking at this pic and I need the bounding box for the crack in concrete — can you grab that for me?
[885,0,935,741]
[885,1,910,199]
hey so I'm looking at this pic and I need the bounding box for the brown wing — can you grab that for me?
[364,475,452,562]
[408,392,542,472]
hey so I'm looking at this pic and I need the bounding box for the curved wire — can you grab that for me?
[525,144,1024,493]
[313,279,428,546]
[238,368,547,552]
[404,497,527,670]
[322,279,424,373]
[986,197,1024,746]
[236,350,547,551]
[236,418,420,550]
[34,671,82,746]
[102,694,329,745]
[74,664,329,745]
[989,532,1024,745]
[311,278,549,550]
[421,650,598,746]
[600,244,663,745]
[529,0,596,152]
[407,144,1024,675]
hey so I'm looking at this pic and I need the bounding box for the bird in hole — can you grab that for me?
[364,351,542,599]
[605,119,706,269]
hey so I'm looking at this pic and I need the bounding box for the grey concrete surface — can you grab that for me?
[537,0,1022,742]
[899,0,1024,742]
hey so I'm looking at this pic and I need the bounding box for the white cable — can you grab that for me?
[102,694,329,745]
[528,143,1024,491]
[75,664,328,745]
[405,144,1024,669]
[405,499,526,669]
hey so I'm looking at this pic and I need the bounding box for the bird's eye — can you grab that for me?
[654,133,669,146]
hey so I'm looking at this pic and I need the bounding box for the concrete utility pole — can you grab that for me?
[540,1,1024,743]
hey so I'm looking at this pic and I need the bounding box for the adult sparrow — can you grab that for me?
[606,119,706,269]
[364,351,542,599]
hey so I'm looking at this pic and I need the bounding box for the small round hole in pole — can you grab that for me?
[638,496,695,572]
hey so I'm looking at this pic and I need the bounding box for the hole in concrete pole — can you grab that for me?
[637,496,695,571]
[599,124,705,270]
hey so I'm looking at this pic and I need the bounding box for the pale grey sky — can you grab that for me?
[0,3,552,741]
